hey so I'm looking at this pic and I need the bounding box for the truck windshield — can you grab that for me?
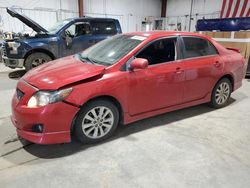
[47,20,71,34]
[79,35,147,66]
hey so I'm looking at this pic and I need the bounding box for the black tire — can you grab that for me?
[209,78,232,109]
[24,52,52,71]
[74,99,119,144]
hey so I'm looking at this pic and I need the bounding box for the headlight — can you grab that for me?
[7,42,20,54]
[27,88,73,108]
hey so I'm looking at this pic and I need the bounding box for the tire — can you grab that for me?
[209,78,232,108]
[24,52,52,71]
[74,99,119,144]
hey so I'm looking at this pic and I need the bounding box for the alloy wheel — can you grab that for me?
[32,58,46,67]
[82,106,114,139]
[215,82,230,105]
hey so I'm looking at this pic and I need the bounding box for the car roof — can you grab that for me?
[65,17,118,22]
[125,31,209,39]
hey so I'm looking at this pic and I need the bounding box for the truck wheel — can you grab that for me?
[25,52,52,71]
[74,99,119,144]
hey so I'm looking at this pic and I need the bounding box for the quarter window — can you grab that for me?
[182,37,218,58]
[136,38,177,65]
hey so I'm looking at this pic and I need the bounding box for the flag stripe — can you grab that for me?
[223,0,230,18]
[239,0,248,17]
[232,0,240,17]
[220,0,227,18]
[246,7,250,17]
[236,0,245,17]
[225,0,234,17]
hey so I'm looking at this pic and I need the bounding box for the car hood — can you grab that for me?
[7,7,48,33]
[22,56,106,90]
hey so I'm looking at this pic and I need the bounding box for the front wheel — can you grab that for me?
[209,78,232,108]
[24,52,52,71]
[74,99,119,144]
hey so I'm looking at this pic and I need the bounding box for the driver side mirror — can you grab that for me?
[62,31,73,48]
[129,58,148,70]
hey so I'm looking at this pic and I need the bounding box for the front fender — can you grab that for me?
[64,72,129,113]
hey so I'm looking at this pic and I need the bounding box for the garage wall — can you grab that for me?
[0,0,78,33]
[166,0,223,31]
[83,0,161,32]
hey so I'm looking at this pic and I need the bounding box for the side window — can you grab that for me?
[65,22,91,37]
[136,38,177,65]
[91,21,117,35]
[182,37,218,58]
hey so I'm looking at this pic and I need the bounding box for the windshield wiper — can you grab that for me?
[77,54,95,64]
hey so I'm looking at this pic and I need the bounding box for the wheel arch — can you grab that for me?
[217,74,234,91]
[70,95,124,132]
[24,48,56,64]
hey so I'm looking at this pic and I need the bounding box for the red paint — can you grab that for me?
[220,0,227,18]
[232,0,241,17]
[225,0,234,18]
[240,0,248,17]
[12,31,245,144]
[246,7,250,17]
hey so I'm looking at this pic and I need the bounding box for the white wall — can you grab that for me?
[166,0,223,31]
[83,0,161,32]
[0,0,78,33]
[0,0,161,33]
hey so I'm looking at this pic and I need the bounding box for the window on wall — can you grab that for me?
[182,37,218,58]
[91,21,117,35]
[136,38,177,65]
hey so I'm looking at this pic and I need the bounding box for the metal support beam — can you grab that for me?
[188,0,194,31]
[78,0,83,17]
[161,0,167,17]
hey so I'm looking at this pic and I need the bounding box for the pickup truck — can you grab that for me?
[2,8,122,70]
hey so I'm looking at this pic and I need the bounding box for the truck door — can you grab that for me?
[59,21,96,57]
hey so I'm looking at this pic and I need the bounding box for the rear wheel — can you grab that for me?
[74,99,119,144]
[25,52,52,71]
[209,78,232,108]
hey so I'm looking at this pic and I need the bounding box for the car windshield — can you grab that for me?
[47,19,71,34]
[79,35,147,66]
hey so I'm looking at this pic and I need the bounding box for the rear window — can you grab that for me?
[183,37,218,58]
[91,21,117,35]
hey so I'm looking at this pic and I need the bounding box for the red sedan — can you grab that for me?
[11,31,245,144]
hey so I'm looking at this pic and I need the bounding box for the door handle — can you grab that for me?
[214,61,221,67]
[175,67,183,74]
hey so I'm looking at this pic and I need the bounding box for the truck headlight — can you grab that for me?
[27,88,73,108]
[8,42,20,54]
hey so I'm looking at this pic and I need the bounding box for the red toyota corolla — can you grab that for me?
[11,31,245,144]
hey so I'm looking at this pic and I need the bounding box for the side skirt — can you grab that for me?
[123,93,211,125]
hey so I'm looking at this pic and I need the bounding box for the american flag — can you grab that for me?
[220,0,250,18]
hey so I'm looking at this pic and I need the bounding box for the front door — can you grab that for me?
[128,37,185,115]
[59,22,96,57]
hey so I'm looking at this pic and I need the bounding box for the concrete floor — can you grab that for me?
[0,63,250,188]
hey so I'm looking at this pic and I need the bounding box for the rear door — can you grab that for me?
[180,36,223,103]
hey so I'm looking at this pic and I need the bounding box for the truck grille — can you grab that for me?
[2,42,7,57]
[16,88,25,100]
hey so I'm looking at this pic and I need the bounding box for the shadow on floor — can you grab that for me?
[16,98,235,159]
[8,70,26,79]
